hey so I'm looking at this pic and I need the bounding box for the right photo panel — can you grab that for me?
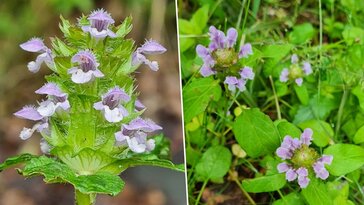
[179,1,364,204]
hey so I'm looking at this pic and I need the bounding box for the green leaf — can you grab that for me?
[301,178,332,205]
[233,108,280,157]
[353,125,364,144]
[275,120,302,139]
[195,146,231,180]
[273,192,304,205]
[288,23,315,44]
[351,86,364,111]
[262,44,293,76]
[0,154,35,172]
[183,77,222,122]
[342,26,364,45]
[20,156,124,196]
[327,181,351,205]
[294,84,309,105]
[242,174,286,193]
[324,144,364,176]
[190,5,209,34]
[115,16,132,38]
[298,120,333,147]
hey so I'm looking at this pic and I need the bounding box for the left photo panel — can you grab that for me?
[0,1,186,205]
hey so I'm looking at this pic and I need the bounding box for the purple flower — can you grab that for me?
[132,39,166,71]
[240,66,255,80]
[224,76,246,93]
[279,54,312,86]
[20,38,54,73]
[68,50,104,84]
[114,117,162,153]
[94,87,130,123]
[135,99,146,111]
[239,43,253,58]
[14,83,70,140]
[196,26,254,79]
[81,9,116,39]
[276,128,333,188]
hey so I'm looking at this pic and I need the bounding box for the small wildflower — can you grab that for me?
[114,117,162,153]
[81,9,116,39]
[223,66,254,93]
[276,128,333,188]
[132,39,167,71]
[68,50,104,84]
[93,87,130,123]
[135,99,146,111]
[279,54,312,86]
[20,38,54,73]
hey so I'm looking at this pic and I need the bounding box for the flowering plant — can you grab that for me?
[0,9,182,205]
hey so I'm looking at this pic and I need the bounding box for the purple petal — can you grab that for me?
[135,99,146,111]
[19,127,35,140]
[296,167,308,177]
[291,138,301,149]
[88,8,115,24]
[302,62,312,75]
[319,155,333,165]
[70,69,94,84]
[35,83,66,97]
[20,38,45,52]
[200,64,216,77]
[196,45,209,58]
[146,139,156,152]
[71,50,98,67]
[124,117,162,133]
[93,101,104,110]
[298,175,310,188]
[286,169,297,181]
[276,147,292,160]
[291,54,299,64]
[226,28,238,48]
[240,66,255,80]
[281,136,293,149]
[279,68,289,82]
[300,128,313,145]
[295,78,303,86]
[239,43,253,58]
[14,106,43,121]
[236,78,246,92]
[37,100,57,117]
[92,69,104,78]
[103,106,124,123]
[277,162,290,173]
[139,40,167,55]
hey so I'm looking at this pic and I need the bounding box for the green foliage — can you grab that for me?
[242,174,286,193]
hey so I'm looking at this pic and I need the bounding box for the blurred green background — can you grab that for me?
[0,0,186,205]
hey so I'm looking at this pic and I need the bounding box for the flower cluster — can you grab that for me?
[196,26,254,92]
[276,128,333,188]
[15,9,166,154]
[279,54,312,86]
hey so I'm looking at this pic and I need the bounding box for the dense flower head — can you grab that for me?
[115,117,162,153]
[196,26,254,92]
[20,38,54,73]
[276,128,333,188]
[279,54,312,86]
[132,39,167,71]
[81,9,116,39]
[68,50,104,84]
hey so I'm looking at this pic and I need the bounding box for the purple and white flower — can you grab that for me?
[132,39,167,71]
[94,87,130,123]
[81,9,116,39]
[115,117,162,153]
[279,54,312,86]
[276,128,333,188]
[20,38,54,73]
[223,66,254,93]
[14,83,70,140]
[68,50,104,84]
[196,26,253,77]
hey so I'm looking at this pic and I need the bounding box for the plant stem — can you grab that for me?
[269,76,281,120]
[335,85,348,141]
[194,179,208,205]
[229,170,256,205]
[75,189,96,205]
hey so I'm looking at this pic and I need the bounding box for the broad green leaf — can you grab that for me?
[298,120,333,147]
[301,178,332,205]
[275,120,302,139]
[242,174,286,193]
[342,26,364,45]
[0,154,35,171]
[327,181,351,205]
[288,23,315,44]
[183,77,222,122]
[178,19,196,34]
[294,84,309,105]
[195,146,231,180]
[324,144,364,176]
[352,86,364,111]
[273,192,304,205]
[353,125,364,144]
[20,156,124,196]
[233,108,280,157]
[190,5,209,34]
